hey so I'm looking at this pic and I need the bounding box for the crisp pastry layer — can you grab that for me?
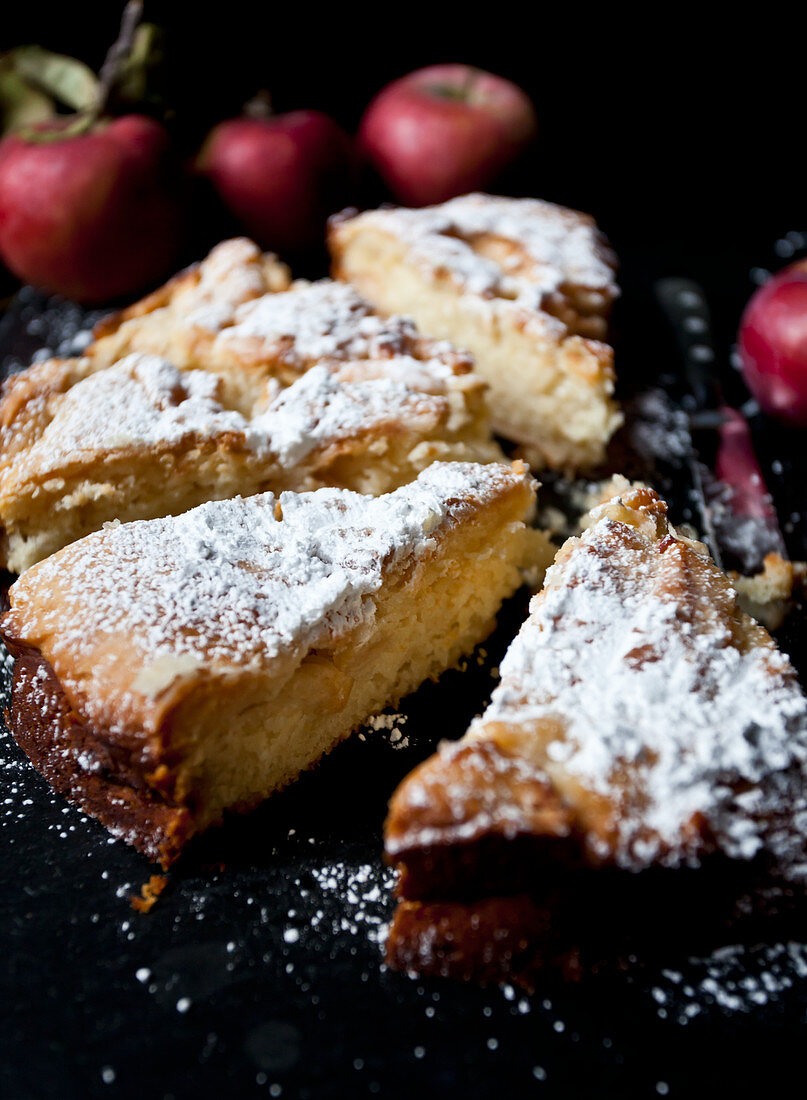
[329,193,622,470]
[1,461,536,866]
[0,249,502,572]
[384,484,807,985]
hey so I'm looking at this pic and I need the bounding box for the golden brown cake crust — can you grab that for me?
[387,739,579,900]
[6,645,192,867]
[89,238,293,367]
[386,894,566,987]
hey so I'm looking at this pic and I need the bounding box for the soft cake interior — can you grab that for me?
[168,490,533,833]
[0,409,499,574]
[333,229,620,470]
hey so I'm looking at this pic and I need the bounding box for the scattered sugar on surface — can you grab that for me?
[280,861,396,949]
[646,941,807,1019]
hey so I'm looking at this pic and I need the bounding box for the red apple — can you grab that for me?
[358,64,538,206]
[0,115,183,303]
[738,260,807,425]
[197,110,356,254]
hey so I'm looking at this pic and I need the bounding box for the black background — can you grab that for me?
[2,6,807,1099]
[2,4,804,280]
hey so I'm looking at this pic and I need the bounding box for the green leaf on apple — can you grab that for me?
[0,64,54,136]
[5,46,99,113]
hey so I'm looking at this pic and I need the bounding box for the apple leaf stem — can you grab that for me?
[95,0,145,116]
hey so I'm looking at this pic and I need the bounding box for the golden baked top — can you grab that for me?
[0,351,482,494]
[90,237,292,356]
[389,485,807,881]
[208,277,474,377]
[3,461,534,736]
[0,274,488,493]
[330,193,618,340]
[89,241,475,383]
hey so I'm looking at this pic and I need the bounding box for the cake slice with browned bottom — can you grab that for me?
[384,485,807,986]
[1,461,536,867]
[329,193,622,470]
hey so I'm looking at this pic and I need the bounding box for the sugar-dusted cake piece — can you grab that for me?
[89,236,292,371]
[384,484,807,985]
[0,237,286,480]
[2,461,537,866]
[0,275,502,572]
[329,193,622,470]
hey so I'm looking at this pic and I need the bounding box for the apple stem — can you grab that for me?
[427,68,481,103]
[243,90,274,119]
[461,66,479,97]
[94,0,144,117]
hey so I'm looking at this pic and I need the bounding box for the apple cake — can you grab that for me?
[1,461,537,867]
[0,270,503,572]
[384,484,807,985]
[328,192,622,470]
[89,236,293,371]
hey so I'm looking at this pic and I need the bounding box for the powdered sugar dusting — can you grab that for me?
[5,462,527,726]
[12,354,457,480]
[178,238,287,332]
[18,354,246,467]
[249,364,448,466]
[218,279,442,366]
[345,193,618,320]
[479,490,807,878]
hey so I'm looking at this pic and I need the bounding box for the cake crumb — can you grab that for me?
[131,874,168,913]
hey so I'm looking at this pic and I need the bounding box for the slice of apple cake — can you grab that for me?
[0,264,502,572]
[329,192,622,470]
[1,461,537,866]
[384,484,807,985]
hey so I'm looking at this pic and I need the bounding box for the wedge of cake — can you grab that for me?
[329,193,622,470]
[88,239,491,410]
[0,236,286,480]
[0,346,501,572]
[1,461,536,866]
[0,279,502,572]
[89,236,292,371]
[384,484,807,985]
